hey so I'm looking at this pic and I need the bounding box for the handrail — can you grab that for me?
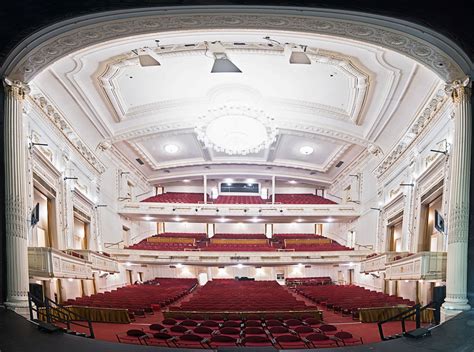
[377,302,437,341]
[28,292,95,338]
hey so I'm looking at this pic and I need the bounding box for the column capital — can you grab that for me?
[3,77,30,98]
[445,76,471,103]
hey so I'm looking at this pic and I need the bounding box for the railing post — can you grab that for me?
[377,323,385,341]
[415,305,421,328]
[401,318,406,333]
[45,298,51,324]
[28,293,34,320]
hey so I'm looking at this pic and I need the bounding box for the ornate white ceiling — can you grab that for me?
[30,29,442,186]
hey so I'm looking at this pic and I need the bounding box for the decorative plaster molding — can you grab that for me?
[5,8,468,83]
[97,42,369,124]
[374,87,449,178]
[29,94,106,175]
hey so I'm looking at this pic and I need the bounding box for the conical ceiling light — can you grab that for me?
[211,52,241,73]
[289,51,311,64]
[136,48,161,67]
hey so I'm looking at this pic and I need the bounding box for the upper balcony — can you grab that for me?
[107,247,370,266]
[67,250,119,273]
[118,201,360,223]
[360,252,408,273]
[385,251,447,280]
[28,247,93,279]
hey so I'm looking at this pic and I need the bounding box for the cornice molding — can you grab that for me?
[374,86,449,179]
[2,6,470,83]
[28,94,107,175]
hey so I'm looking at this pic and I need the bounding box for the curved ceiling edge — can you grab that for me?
[1,6,471,82]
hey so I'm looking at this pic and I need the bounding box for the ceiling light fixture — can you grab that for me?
[288,180,297,184]
[299,146,314,155]
[196,106,277,156]
[288,45,311,65]
[183,179,190,183]
[211,52,242,73]
[133,48,161,67]
[164,144,179,154]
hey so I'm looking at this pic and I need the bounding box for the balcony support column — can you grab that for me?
[441,78,472,321]
[3,78,30,312]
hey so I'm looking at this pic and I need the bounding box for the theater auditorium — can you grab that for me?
[0,2,473,351]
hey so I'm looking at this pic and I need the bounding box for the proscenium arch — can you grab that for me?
[0,6,472,83]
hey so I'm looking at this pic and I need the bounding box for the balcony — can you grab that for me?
[118,201,360,223]
[360,252,408,273]
[107,248,371,266]
[385,251,447,280]
[68,250,119,273]
[28,247,93,279]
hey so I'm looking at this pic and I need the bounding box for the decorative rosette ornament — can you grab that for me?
[195,106,278,155]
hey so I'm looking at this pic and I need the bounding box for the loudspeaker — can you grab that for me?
[433,286,446,304]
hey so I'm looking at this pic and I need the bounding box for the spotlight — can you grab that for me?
[280,209,283,213]
[195,208,198,212]
[289,46,311,65]
[172,208,176,211]
[134,48,161,67]
[216,209,219,213]
[211,53,242,73]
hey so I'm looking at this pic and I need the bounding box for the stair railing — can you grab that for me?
[28,292,95,338]
[377,302,438,341]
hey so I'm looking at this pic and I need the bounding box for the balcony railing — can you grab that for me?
[118,201,360,222]
[385,251,447,280]
[28,247,93,279]
[107,248,370,266]
[69,250,119,273]
[360,252,408,273]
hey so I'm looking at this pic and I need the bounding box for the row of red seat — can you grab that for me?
[63,278,197,314]
[296,284,415,317]
[117,317,362,348]
[141,192,337,204]
[171,280,311,312]
[126,233,352,251]
[285,277,332,286]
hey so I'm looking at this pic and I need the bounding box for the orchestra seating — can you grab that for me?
[117,314,364,348]
[273,194,336,204]
[171,280,310,312]
[142,192,207,203]
[286,277,332,286]
[214,195,265,204]
[296,285,415,317]
[64,278,197,314]
[212,233,267,239]
[273,233,325,239]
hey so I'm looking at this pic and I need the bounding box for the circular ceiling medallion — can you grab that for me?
[195,106,278,155]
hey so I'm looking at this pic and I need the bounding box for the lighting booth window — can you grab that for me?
[220,183,259,193]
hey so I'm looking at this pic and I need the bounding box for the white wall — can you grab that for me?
[164,222,207,233]
[273,223,315,234]
[215,223,265,233]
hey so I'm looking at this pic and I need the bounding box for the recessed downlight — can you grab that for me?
[164,144,179,154]
[300,146,314,155]
[288,180,297,184]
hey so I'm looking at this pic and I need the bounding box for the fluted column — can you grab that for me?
[3,78,30,309]
[442,78,472,320]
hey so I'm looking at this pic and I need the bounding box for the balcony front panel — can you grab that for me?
[385,252,447,280]
[107,248,370,266]
[118,202,360,223]
[28,247,93,279]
